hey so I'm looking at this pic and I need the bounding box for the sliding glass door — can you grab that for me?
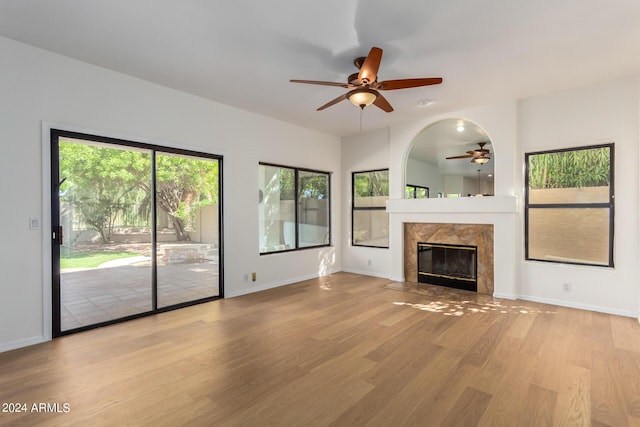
[51,130,222,336]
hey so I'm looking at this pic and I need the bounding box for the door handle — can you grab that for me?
[58,225,63,245]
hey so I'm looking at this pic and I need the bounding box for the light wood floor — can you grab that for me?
[1,272,640,426]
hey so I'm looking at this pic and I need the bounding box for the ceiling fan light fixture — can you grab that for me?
[348,88,378,109]
[473,157,490,164]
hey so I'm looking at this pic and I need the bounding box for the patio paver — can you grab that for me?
[61,260,219,331]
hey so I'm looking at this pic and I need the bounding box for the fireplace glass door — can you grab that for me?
[417,242,477,291]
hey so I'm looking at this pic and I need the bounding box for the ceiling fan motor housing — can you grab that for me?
[353,57,366,70]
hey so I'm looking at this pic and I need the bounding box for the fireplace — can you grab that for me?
[417,242,478,292]
[404,224,493,294]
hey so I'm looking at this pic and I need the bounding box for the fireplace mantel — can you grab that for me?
[386,195,518,214]
[386,195,519,299]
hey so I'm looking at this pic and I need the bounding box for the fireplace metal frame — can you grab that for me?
[417,242,478,292]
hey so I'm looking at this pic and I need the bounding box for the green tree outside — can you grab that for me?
[528,147,610,190]
[59,140,219,243]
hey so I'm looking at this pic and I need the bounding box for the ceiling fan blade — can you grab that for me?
[358,47,383,84]
[317,93,348,111]
[373,93,393,112]
[446,154,474,160]
[375,77,443,90]
[290,79,353,88]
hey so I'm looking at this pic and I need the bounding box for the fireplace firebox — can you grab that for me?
[417,242,478,292]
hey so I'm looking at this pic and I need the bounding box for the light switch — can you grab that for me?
[29,217,40,230]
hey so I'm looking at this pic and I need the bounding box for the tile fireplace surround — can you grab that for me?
[404,223,494,294]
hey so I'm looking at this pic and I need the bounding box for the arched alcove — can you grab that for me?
[405,118,494,198]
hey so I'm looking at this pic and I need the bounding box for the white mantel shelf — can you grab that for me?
[386,195,519,214]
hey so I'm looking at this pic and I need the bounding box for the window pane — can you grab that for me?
[259,165,296,253]
[353,210,389,247]
[416,187,428,198]
[59,139,152,331]
[405,186,416,199]
[405,185,428,199]
[529,187,610,204]
[354,170,389,207]
[528,208,610,265]
[156,153,220,308]
[528,147,611,204]
[298,170,330,248]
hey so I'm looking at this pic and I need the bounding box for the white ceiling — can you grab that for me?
[1,0,640,137]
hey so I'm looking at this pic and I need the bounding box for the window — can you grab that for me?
[259,163,331,254]
[352,169,389,248]
[525,144,614,267]
[406,184,429,199]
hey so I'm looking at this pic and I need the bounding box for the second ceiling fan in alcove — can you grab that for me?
[446,142,493,164]
[290,47,443,112]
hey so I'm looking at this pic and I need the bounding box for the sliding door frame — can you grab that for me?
[50,128,224,337]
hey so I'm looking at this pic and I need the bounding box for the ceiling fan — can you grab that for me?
[446,142,492,164]
[290,47,442,112]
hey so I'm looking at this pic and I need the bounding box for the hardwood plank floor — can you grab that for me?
[1,272,639,426]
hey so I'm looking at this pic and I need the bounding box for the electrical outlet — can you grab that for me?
[251,272,256,282]
[367,259,372,266]
[563,283,572,292]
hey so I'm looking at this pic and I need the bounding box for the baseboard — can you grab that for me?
[493,292,517,300]
[0,335,47,354]
[518,294,638,318]
[341,268,391,279]
[226,269,341,298]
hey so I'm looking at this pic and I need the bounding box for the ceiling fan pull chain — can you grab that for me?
[360,108,363,133]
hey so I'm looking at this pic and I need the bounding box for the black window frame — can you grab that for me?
[406,184,430,199]
[524,143,615,268]
[259,162,332,255]
[351,168,389,249]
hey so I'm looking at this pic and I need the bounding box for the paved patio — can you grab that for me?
[61,260,219,331]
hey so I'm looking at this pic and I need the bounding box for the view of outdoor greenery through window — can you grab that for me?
[526,145,613,266]
[58,137,220,331]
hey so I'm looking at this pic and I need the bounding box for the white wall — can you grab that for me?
[516,76,639,316]
[0,36,341,352]
[341,128,391,278]
[443,175,464,196]
[406,157,443,195]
